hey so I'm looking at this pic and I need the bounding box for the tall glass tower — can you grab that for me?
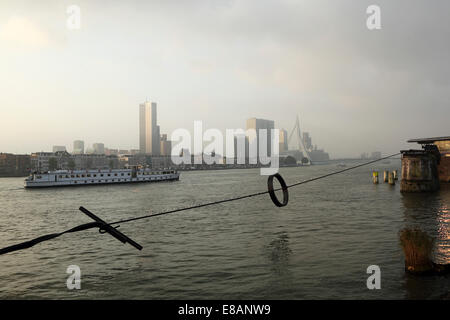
[139,101,160,155]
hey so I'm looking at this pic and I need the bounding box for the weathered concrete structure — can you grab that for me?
[408,136,450,183]
[400,149,440,192]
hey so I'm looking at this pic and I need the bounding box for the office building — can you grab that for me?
[139,101,160,155]
[73,140,84,154]
[246,118,275,161]
[93,143,105,154]
[0,153,31,177]
[279,129,288,153]
[160,134,172,156]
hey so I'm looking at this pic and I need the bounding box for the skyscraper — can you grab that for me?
[246,118,275,161]
[160,134,172,156]
[279,129,288,153]
[93,143,105,154]
[73,140,84,154]
[139,101,160,155]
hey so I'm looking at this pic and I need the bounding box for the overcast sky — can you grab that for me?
[0,0,449,158]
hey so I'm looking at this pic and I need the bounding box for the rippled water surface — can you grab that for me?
[0,162,449,299]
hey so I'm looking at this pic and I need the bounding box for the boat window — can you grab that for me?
[87,174,91,177]
[107,174,111,177]
[114,173,117,176]
[121,173,124,176]
[81,174,85,177]
[100,174,104,177]
[127,173,130,176]
[71,175,75,178]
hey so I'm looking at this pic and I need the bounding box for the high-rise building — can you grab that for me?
[53,146,66,153]
[279,129,288,153]
[93,143,105,154]
[73,140,84,154]
[246,118,275,161]
[139,101,160,155]
[160,134,172,156]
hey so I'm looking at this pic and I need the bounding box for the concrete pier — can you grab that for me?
[434,140,450,182]
[407,136,450,183]
[400,150,440,192]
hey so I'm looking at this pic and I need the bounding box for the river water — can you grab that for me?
[0,161,449,299]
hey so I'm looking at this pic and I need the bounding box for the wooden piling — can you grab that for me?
[388,171,395,185]
[400,228,434,274]
[372,171,379,184]
[400,228,450,275]
[393,170,398,180]
[383,170,388,183]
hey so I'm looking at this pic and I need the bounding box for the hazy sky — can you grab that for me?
[0,0,449,158]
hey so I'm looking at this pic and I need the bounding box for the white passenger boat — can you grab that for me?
[24,167,180,188]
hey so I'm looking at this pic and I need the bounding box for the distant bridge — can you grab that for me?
[287,115,311,163]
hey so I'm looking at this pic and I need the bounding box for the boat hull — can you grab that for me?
[24,169,180,188]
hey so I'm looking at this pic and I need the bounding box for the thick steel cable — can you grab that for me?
[109,152,400,225]
[0,153,400,255]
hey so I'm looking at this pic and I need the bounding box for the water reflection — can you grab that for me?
[435,185,450,265]
[402,184,450,299]
[267,232,292,270]
[402,184,450,264]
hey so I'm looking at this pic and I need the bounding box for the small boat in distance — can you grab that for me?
[24,167,180,188]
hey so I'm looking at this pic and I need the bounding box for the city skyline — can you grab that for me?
[2,94,328,159]
[2,110,379,160]
[1,1,450,157]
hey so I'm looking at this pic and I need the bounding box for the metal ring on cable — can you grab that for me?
[267,173,289,207]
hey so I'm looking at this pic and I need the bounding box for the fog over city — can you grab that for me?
[1,0,449,158]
